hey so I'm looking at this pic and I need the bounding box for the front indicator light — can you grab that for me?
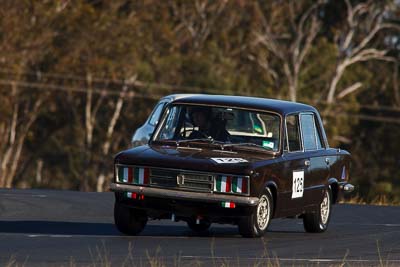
[124,192,145,200]
[221,202,236,208]
[125,192,137,199]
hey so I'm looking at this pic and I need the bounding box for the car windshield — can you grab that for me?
[153,104,281,152]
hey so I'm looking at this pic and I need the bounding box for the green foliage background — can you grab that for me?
[0,0,399,203]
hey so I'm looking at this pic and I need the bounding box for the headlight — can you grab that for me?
[214,175,249,195]
[116,165,150,185]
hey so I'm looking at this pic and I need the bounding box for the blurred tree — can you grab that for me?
[250,0,323,102]
[324,0,400,104]
[48,1,141,191]
[0,1,56,187]
[0,0,399,202]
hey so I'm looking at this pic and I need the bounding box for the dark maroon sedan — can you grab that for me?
[110,95,353,237]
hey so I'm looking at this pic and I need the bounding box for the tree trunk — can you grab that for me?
[0,83,44,188]
[96,173,106,192]
[96,84,129,192]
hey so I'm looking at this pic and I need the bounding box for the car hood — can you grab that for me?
[115,144,277,175]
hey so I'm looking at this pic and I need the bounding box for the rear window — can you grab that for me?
[300,113,322,151]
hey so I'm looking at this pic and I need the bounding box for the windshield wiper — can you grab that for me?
[177,138,213,146]
[222,142,272,151]
[177,138,228,147]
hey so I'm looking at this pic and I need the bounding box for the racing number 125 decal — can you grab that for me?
[292,170,304,199]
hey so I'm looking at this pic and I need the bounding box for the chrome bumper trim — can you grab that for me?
[110,183,259,206]
[341,183,355,193]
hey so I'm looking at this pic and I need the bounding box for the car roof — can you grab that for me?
[171,94,317,115]
[160,94,200,102]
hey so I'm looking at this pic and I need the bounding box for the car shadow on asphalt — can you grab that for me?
[0,220,305,237]
[0,221,120,236]
[0,221,237,237]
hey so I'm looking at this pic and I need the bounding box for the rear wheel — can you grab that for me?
[303,188,332,233]
[238,188,273,238]
[114,201,148,235]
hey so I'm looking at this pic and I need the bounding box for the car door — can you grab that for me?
[279,113,309,214]
[299,113,330,207]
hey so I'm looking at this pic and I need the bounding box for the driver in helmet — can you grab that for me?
[189,107,230,142]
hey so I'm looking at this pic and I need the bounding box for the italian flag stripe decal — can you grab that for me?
[118,166,150,184]
[242,177,248,194]
[226,176,231,192]
[232,177,247,193]
[221,202,236,208]
[134,168,140,183]
[237,177,243,193]
[125,192,137,199]
[128,167,133,183]
[215,176,232,192]
[143,168,150,184]
[118,167,133,183]
[134,167,150,184]
[123,167,129,183]
[118,167,124,182]
[215,176,248,194]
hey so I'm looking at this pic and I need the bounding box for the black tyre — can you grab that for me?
[303,188,332,233]
[187,219,211,233]
[114,201,148,235]
[238,188,273,238]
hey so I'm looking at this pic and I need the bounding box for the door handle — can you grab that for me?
[304,160,310,166]
[325,158,330,165]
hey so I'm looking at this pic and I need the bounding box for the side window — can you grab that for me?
[149,102,166,126]
[286,115,302,152]
[300,113,322,150]
[315,118,324,149]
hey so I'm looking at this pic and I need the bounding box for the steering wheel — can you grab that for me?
[191,130,209,139]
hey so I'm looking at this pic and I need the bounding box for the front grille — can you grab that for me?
[149,168,213,192]
[151,169,179,178]
[180,181,211,190]
[150,177,176,187]
[116,164,250,196]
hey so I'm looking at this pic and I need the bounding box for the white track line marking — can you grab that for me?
[334,223,400,227]
[180,256,400,263]
[0,193,47,198]
[296,222,400,227]
[22,234,188,239]
[27,234,72,238]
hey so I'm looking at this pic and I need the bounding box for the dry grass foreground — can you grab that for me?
[3,239,397,267]
[342,195,400,206]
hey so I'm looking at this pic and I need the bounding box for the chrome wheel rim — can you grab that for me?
[257,195,270,230]
[320,191,330,225]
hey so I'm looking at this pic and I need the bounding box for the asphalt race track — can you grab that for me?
[0,189,399,266]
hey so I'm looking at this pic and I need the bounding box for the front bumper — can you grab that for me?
[109,183,259,206]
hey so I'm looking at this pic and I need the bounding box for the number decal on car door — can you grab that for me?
[292,170,304,199]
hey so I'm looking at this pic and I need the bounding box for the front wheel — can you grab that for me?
[238,188,273,238]
[303,188,332,233]
[114,201,148,235]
